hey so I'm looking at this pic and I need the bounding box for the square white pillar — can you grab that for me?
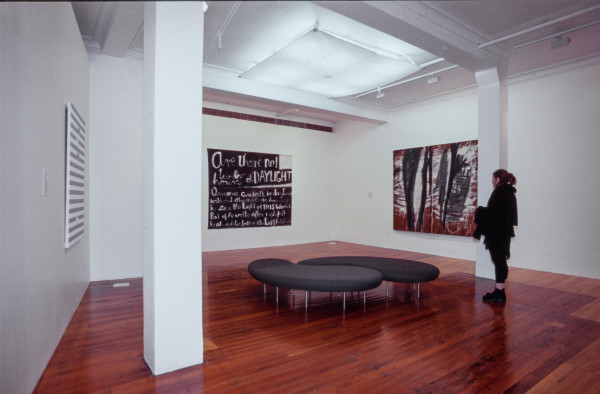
[143,2,204,374]
[475,67,508,280]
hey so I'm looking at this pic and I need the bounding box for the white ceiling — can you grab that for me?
[72,1,600,124]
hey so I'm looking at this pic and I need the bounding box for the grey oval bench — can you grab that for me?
[297,256,440,299]
[248,258,383,309]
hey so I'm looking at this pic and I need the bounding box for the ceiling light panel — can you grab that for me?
[205,2,438,70]
[205,1,438,97]
[240,30,422,97]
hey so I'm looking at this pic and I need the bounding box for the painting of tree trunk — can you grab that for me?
[393,140,477,236]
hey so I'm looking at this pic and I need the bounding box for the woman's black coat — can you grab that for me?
[473,183,518,242]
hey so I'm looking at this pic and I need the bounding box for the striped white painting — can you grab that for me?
[65,102,86,248]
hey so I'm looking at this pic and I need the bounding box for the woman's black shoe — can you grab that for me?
[482,289,506,302]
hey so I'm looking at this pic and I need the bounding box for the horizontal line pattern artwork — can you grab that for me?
[65,102,86,248]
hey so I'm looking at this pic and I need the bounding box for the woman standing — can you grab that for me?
[476,169,518,302]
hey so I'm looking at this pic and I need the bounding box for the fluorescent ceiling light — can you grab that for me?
[550,36,571,49]
[514,19,600,49]
[354,64,458,99]
[427,75,439,84]
[240,29,422,98]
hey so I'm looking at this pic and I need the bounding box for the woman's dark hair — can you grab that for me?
[493,169,517,185]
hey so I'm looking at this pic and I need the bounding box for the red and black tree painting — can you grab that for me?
[393,140,478,236]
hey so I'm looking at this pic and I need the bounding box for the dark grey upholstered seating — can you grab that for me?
[248,258,383,309]
[297,256,440,284]
[297,256,439,299]
[250,262,383,292]
[247,258,293,278]
[248,256,440,309]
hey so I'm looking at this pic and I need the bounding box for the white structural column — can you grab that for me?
[475,67,508,279]
[143,2,204,374]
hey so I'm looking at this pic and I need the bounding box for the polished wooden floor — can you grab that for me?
[35,242,600,393]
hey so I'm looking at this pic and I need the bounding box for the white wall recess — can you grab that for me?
[65,102,86,248]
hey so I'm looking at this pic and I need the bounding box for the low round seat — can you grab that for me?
[248,258,293,280]
[249,261,383,292]
[297,256,439,283]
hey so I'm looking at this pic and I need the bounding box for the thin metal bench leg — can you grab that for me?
[276,287,279,303]
[264,283,266,294]
[386,281,389,301]
[364,291,366,304]
[343,292,346,310]
[305,291,308,308]
[418,283,421,299]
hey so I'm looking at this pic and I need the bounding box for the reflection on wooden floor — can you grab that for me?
[35,242,600,393]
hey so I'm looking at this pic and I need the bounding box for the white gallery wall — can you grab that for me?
[0,3,90,394]
[332,58,600,279]
[331,91,479,261]
[88,50,144,281]
[508,58,600,278]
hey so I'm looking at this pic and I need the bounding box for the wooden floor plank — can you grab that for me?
[34,242,600,393]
